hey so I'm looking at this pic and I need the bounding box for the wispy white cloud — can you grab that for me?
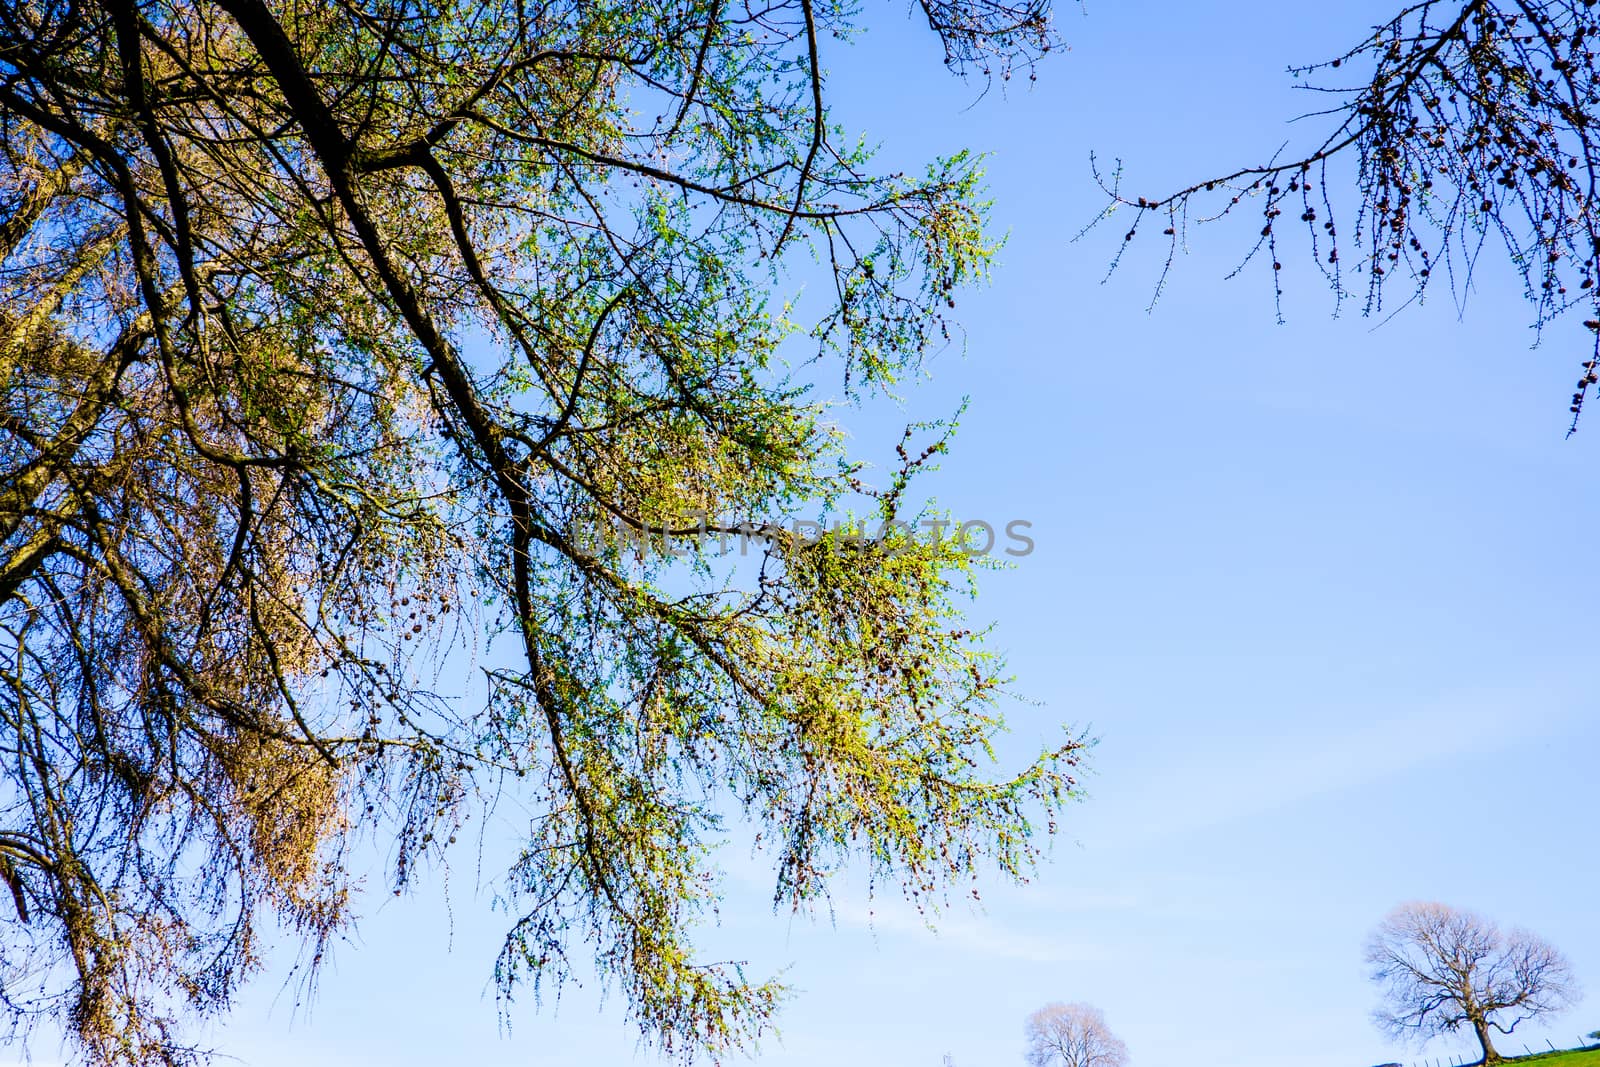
[828,895,1113,964]
[1101,680,1584,842]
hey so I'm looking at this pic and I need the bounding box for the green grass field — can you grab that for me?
[1405,1049,1600,1067]
[1501,1048,1600,1067]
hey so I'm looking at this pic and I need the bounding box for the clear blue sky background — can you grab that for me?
[22,4,1600,1066]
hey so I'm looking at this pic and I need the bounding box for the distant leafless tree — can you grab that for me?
[1024,1002,1130,1067]
[1366,901,1581,1064]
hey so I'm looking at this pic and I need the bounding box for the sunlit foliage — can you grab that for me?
[0,0,1079,1061]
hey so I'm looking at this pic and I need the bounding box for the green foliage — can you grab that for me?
[0,0,1076,1062]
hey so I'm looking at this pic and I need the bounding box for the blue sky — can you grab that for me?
[19,4,1600,1067]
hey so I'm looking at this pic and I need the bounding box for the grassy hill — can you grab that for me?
[1501,1049,1600,1067]
[1402,1049,1600,1067]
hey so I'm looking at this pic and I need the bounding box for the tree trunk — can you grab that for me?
[1470,1018,1501,1065]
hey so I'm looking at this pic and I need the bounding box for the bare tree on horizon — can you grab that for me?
[1366,901,1580,1064]
[1024,1002,1130,1067]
